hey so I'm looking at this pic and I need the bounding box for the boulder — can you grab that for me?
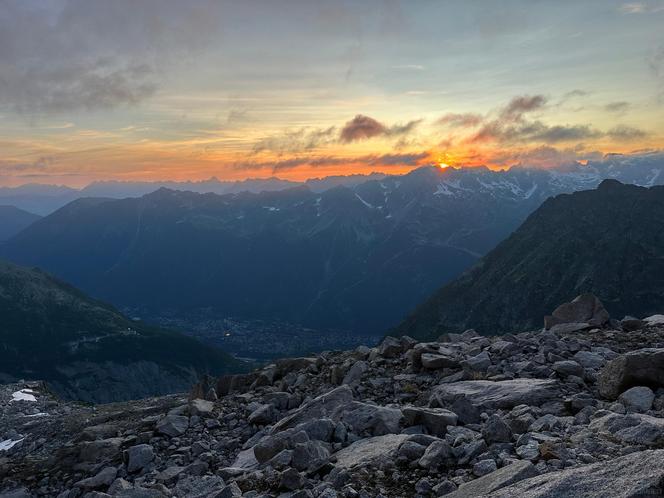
[342,361,368,385]
[618,386,655,413]
[402,406,457,436]
[446,460,538,497]
[379,336,403,358]
[271,385,354,433]
[333,434,410,469]
[74,466,118,490]
[417,440,455,469]
[590,413,664,446]
[431,379,559,410]
[156,414,188,437]
[482,414,512,443]
[335,401,403,436]
[421,352,459,370]
[544,293,610,329]
[485,450,664,498]
[124,444,155,473]
[552,360,584,378]
[598,348,664,399]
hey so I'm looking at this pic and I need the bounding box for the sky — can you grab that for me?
[0,0,663,187]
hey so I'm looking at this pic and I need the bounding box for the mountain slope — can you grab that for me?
[395,180,664,339]
[0,205,41,241]
[0,259,241,403]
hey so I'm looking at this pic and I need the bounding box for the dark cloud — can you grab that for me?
[499,95,547,121]
[339,115,388,142]
[437,113,483,128]
[606,125,648,140]
[464,94,606,145]
[604,101,630,114]
[339,115,421,143]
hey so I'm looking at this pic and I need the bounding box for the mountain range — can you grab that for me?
[0,205,41,242]
[2,153,664,350]
[0,259,241,403]
[0,173,387,216]
[396,179,664,339]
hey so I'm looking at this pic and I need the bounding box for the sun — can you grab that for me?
[438,162,450,170]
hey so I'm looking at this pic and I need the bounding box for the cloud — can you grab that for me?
[606,125,648,140]
[236,152,430,173]
[339,115,387,142]
[437,113,484,128]
[471,119,601,145]
[252,127,338,154]
[491,145,603,169]
[339,115,421,143]
[0,157,57,175]
[0,0,225,114]
[604,101,631,114]
[620,2,664,13]
[499,95,547,121]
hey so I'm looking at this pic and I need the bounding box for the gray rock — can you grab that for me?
[431,379,559,410]
[212,482,242,498]
[482,415,513,443]
[573,351,605,369]
[544,293,610,329]
[333,434,409,469]
[552,360,584,378]
[78,437,123,463]
[189,398,214,417]
[446,460,538,498]
[125,444,155,473]
[248,404,277,425]
[74,466,118,490]
[618,386,655,413]
[335,401,403,436]
[156,414,188,437]
[402,406,457,436]
[271,385,354,433]
[418,440,454,469]
[379,336,403,358]
[621,316,644,331]
[461,351,491,373]
[397,440,427,461]
[598,348,664,399]
[280,468,305,491]
[486,450,664,498]
[473,459,498,477]
[590,413,664,446]
[342,361,368,385]
[421,352,459,370]
[291,440,330,471]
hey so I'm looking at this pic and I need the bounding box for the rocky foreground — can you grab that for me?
[2,298,664,497]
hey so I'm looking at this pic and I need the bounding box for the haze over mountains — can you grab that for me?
[0,173,387,216]
[2,153,664,355]
[0,205,41,241]
[397,179,664,340]
[0,259,240,403]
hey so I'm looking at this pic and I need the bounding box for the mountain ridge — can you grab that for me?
[395,179,664,339]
